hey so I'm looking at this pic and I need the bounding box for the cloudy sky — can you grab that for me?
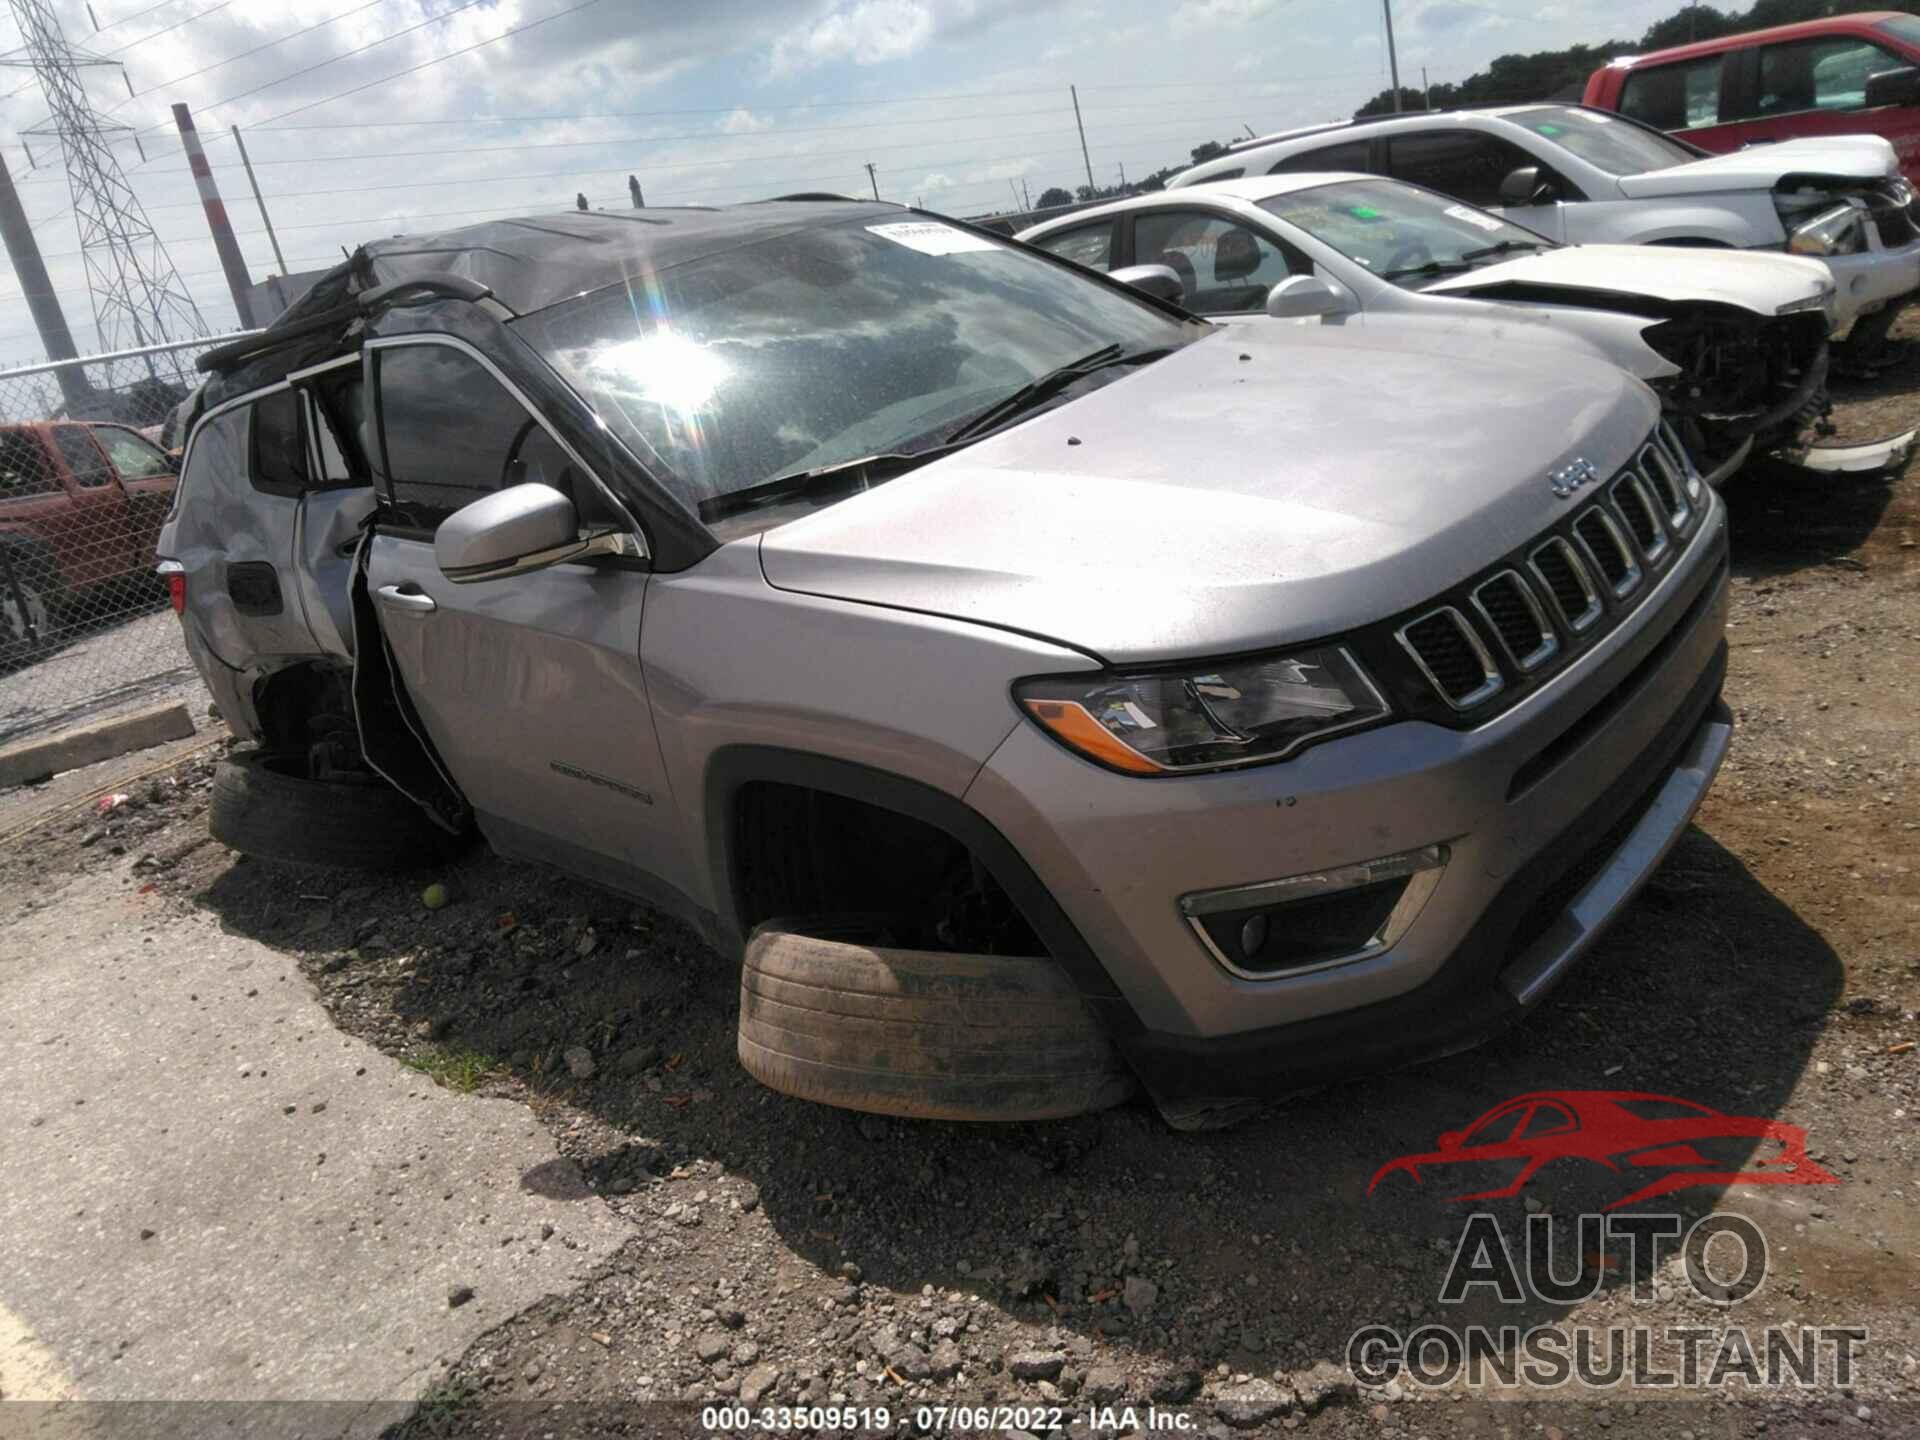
[0,0,1693,357]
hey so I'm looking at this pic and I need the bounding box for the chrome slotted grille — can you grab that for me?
[1391,430,1709,716]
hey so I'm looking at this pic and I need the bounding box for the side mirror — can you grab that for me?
[435,482,628,583]
[1437,1130,1464,1152]
[1865,65,1920,109]
[1499,165,1555,206]
[1265,275,1352,319]
[1110,263,1186,305]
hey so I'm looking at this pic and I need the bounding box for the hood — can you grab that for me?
[1618,134,1898,198]
[1424,242,1833,315]
[758,325,1659,665]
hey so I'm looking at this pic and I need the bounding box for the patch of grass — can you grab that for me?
[405,1044,494,1093]
[392,1377,479,1438]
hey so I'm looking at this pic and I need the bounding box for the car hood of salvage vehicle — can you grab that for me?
[1423,241,1832,314]
[757,324,1659,666]
[1616,133,1898,198]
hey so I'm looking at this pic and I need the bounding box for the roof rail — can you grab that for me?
[196,271,495,374]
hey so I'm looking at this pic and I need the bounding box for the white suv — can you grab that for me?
[1170,104,1920,341]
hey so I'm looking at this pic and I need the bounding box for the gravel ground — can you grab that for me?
[2,341,1918,1440]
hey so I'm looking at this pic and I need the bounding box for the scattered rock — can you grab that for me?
[1083,1366,1127,1403]
[1215,1380,1291,1428]
[1290,1360,1354,1413]
[447,1285,474,1308]
[694,1332,730,1364]
[1123,1275,1158,1315]
[929,1340,963,1381]
[563,1046,595,1080]
[739,1364,780,1405]
[1009,1350,1065,1381]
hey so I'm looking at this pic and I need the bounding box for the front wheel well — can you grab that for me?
[729,780,1046,957]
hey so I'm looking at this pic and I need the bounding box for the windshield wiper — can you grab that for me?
[1460,238,1550,263]
[698,450,943,523]
[1380,259,1477,281]
[942,343,1175,445]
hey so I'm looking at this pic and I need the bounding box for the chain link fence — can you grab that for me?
[0,333,256,746]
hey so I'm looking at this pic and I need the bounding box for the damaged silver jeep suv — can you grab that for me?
[158,201,1733,1129]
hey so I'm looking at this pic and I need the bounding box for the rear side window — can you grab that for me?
[250,388,309,496]
[51,426,111,488]
[170,408,247,523]
[1748,37,1907,117]
[1619,57,1725,129]
[1031,222,1116,272]
[1270,139,1371,175]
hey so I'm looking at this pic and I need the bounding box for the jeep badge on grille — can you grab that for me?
[1549,457,1601,499]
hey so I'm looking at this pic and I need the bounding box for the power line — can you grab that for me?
[88,0,190,34]
[104,0,395,108]
[97,0,232,59]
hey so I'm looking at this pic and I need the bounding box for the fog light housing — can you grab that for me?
[1178,844,1449,979]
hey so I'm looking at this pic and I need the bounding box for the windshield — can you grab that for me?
[1505,105,1699,175]
[513,215,1195,516]
[1258,178,1552,285]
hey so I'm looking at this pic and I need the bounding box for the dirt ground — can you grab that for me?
[2,330,1917,1439]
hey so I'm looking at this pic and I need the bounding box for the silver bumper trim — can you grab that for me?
[1500,705,1733,1008]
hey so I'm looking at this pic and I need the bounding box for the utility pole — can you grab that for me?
[1422,66,1432,111]
[1020,178,1031,209]
[1071,84,1095,195]
[865,162,878,200]
[172,105,253,327]
[1383,0,1403,113]
[230,126,286,276]
[0,148,85,406]
[1,0,208,357]
[628,174,644,207]
[1117,161,1126,189]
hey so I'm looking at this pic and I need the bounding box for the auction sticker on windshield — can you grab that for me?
[867,221,1002,255]
[1445,204,1504,232]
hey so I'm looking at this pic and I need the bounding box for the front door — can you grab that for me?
[360,336,686,904]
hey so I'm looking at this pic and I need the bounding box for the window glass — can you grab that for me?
[51,426,111,488]
[1877,15,1920,49]
[310,371,371,484]
[1518,1105,1574,1139]
[1752,37,1907,116]
[1466,1108,1526,1145]
[1260,178,1552,284]
[1132,211,1297,312]
[1502,105,1697,175]
[1032,222,1115,272]
[250,388,309,495]
[0,430,57,497]
[377,346,547,529]
[175,408,246,519]
[514,215,1194,519]
[1206,167,1244,181]
[1271,139,1371,174]
[1385,130,1540,207]
[93,425,173,480]
[1619,58,1724,129]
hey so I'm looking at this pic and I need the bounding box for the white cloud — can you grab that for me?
[718,106,773,134]
[1170,0,1282,34]
[769,0,937,75]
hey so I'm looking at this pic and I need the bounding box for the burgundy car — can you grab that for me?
[1369,1090,1838,1209]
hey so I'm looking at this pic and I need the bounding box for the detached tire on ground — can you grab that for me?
[209,749,462,870]
[738,915,1136,1122]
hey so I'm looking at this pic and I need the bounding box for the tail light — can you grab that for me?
[157,560,185,615]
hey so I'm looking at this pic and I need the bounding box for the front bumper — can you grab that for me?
[964,496,1731,1105]
[1817,235,1920,333]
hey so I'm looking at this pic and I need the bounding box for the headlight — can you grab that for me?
[1775,286,1836,316]
[1015,646,1391,775]
[1787,203,1865,257]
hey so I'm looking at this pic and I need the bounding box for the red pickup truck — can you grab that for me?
[0,420,179,660]
[1583,12,1920,185]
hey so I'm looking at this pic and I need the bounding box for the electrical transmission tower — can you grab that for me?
[1,0,208,357]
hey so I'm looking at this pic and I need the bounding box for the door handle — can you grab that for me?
[375,583,436,613]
